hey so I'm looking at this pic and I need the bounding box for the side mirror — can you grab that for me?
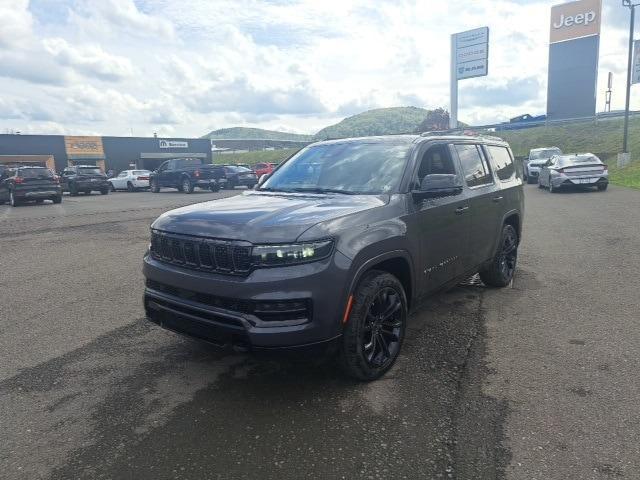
[257,173,269,187]
[412,174,463,200]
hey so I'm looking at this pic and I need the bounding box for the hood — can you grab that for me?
[151,191,388,243]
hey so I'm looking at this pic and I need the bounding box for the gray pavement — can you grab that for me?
[0,184,638,479]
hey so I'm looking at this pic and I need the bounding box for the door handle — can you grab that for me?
[455,206,469,215]
[492,196,504,202]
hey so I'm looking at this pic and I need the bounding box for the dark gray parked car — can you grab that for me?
[143,134,524,380]
[60,165,110,196]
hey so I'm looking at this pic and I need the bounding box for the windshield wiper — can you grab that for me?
[290,187,356,195]
[257,187,293,193]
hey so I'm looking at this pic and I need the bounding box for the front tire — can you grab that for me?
[549,182,557,193]
[52,195,62,204]
[110,182,116,192]
[479,224,518,287]
[597,183,608,191]
[100,188,109,195]
[210,183,220,193]
[339,271,407,381]
[151,179,160,193]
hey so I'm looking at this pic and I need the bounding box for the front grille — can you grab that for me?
[150,231,252,275]
[146,279,311,323]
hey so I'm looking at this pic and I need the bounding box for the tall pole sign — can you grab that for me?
[450,27,489,128]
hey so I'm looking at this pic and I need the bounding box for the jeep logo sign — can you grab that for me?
[550,0,601,44]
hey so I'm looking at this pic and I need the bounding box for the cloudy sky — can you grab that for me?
[0,0,636,137]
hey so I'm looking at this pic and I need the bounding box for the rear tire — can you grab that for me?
[182,177,194,194]
[52,195,62,204]
[35,199,44,204]
[110,182,116,192]
[210,183,220,193]
[151,179,160,193]
[100,188,109,195]
[479,224,518,287]
[597,183,608,191]
[127,182,134,192]
[9,190,20,207]
[69,183,78,196]
[339,271,407,381]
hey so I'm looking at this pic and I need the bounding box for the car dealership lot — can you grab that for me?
[1,186,640,479]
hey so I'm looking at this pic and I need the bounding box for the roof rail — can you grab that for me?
[419,129,504,142]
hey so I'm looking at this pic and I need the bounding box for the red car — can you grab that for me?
[253,162,274,177]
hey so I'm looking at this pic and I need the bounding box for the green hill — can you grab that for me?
[202,127,312,141]
[314,107,432,140]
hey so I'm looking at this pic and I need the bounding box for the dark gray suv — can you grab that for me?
[143,134,524,380]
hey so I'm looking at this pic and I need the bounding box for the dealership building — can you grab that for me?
[0,134,212,173]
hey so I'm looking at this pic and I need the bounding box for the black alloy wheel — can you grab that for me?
[480,224,518,287]
[340,271,407,381]
[360,287,403,368]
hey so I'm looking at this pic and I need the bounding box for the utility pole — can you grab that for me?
[622,1,639,154]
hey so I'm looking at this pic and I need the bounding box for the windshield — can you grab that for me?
[530,148,561,160]
[260,142,411,194]
[78,167,102,175]
[19,167,54,179]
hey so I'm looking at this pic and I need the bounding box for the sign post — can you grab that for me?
[450,27,489,128]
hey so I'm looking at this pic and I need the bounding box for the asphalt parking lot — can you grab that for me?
[1,185,639,480]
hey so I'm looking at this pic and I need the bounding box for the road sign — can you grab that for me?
[450,27,489,127]
[632,39,640,84]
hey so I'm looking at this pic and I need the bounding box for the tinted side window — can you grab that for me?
[487,146,515,181]
[455,144,493,187]
[417,144,456,179]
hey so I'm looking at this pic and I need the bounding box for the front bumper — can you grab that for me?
[143,250,352,350]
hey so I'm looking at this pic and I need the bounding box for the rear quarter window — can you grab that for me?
[487,146,515,181]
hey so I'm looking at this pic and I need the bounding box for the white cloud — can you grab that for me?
[0,0,637,137]
[0,0,33,48]
[43,38,135,81]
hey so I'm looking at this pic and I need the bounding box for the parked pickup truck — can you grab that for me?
[149,158,225,193]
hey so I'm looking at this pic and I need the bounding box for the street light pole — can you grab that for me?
[622,0,640,154]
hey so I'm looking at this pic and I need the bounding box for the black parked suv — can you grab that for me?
[143,134,524,380]
[221,165,258,189]
[60,165,110,196]
[149,158,225,193]
[0,166,63,206]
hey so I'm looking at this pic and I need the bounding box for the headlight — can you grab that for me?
[251,240,333,267]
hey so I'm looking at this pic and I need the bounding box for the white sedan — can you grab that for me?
[108,170,151,192]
